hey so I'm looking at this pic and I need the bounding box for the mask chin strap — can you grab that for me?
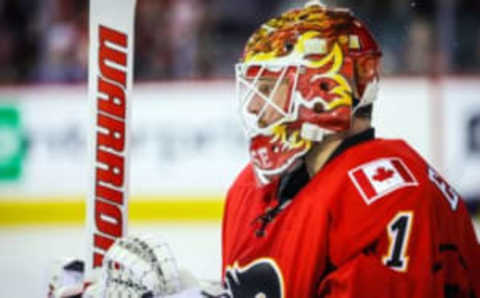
[300,122,334,142]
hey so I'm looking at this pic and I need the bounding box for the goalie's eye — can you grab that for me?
[258,82,273,96]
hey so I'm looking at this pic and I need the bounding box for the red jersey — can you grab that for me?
[221,133,480,297]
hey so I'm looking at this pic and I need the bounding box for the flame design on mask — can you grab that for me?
[270,124,312,152]
[245,30,325,64]
[244,28,353,113]
[307,42,353,111]
[242,5,351,62]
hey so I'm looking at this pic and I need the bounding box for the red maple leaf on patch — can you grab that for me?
[372,167,394,182]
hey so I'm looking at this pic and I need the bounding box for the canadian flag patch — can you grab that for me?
[348,158,418,205]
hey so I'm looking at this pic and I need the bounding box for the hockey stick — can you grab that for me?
[86,0,137,285]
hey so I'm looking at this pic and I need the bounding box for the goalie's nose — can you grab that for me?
[247,100,278,129]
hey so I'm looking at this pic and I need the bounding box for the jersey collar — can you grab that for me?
[325,127,376,165]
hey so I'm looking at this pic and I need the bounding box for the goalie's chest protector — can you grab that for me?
[222,137,424,297]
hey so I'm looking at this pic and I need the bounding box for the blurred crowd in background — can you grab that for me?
[0,0,479,84]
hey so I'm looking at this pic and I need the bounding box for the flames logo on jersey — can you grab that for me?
[215,258,285,298]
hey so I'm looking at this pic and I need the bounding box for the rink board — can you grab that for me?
[0,78,479,225]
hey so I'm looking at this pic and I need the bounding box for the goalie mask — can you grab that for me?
[236,2,381,185]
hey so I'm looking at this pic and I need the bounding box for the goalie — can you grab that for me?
[50,1,480,297]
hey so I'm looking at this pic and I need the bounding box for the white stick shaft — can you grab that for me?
[86,0,137,284]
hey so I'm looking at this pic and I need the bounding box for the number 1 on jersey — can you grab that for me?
[382,211,413,272]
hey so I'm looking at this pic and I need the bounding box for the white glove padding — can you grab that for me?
[48,234,222,298]
[97,233,198,298]
[47,258,85,298]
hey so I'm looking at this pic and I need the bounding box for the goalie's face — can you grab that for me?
[248,78,289,129]
[240,68,293,136]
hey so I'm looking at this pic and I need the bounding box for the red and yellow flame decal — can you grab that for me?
[242,5,354,62]
[271,124,312,151]
[308,42,353,110]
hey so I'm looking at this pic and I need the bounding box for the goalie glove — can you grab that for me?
[92,233,215,298]
[97,233,184,297]
[48,234,225,298]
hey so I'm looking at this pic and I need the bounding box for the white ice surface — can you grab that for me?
[1,220,479,298]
